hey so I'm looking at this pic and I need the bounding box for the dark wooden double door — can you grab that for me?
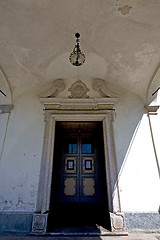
[48,122,110,230]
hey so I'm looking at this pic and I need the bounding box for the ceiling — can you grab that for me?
[0,0,160,104]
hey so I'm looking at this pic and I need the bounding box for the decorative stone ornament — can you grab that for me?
[92,78,116,98]
[68,80,89,98]
[110,212,126,232]
[31,213,48,234]
[39,79,65,98]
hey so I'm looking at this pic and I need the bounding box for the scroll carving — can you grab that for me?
[92,78,116,98]
[39,79,65,98]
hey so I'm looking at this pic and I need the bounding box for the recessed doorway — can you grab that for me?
[47,121,111,232]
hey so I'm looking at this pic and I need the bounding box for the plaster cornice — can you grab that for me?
[145,105,159,115]
[0,104,13,114]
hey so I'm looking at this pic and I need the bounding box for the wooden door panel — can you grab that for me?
[61,133,98,203]
[82,177,95,196]
[64,177,77,196]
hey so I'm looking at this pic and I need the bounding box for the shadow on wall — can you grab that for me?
[114,91,160,215]
[114,91,145,174]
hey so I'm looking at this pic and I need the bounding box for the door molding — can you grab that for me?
[31,97,126,233]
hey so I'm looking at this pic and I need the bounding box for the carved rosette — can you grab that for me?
[68,80,89,98]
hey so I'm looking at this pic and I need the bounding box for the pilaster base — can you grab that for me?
[31,213,48,234]
[110,212,126,232]
[31,212,126,234]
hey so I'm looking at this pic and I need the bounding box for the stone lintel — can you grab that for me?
[40,98,119,111]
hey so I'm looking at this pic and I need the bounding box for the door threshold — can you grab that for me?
[41,226,128,236]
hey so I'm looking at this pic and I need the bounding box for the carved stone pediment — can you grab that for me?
[39,78,118,99]
[68,80,89,98]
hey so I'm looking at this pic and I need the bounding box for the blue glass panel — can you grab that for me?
[69,144,77,154]
[67,160,74,170]
[85,160,92,170]
[82,144,92,154]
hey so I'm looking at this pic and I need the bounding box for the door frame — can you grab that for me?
[31,97,125,233]
[53,122,106,206]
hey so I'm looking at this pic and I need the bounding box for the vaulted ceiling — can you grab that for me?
[0,0,160,104]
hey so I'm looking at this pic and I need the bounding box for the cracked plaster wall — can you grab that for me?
[0,92,44,211]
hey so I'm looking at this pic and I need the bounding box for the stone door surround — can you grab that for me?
[31,97,125,234]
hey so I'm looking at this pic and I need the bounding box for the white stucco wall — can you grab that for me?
[0,92,44,211]
[114,92,160,212]
[0,90,159,213]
